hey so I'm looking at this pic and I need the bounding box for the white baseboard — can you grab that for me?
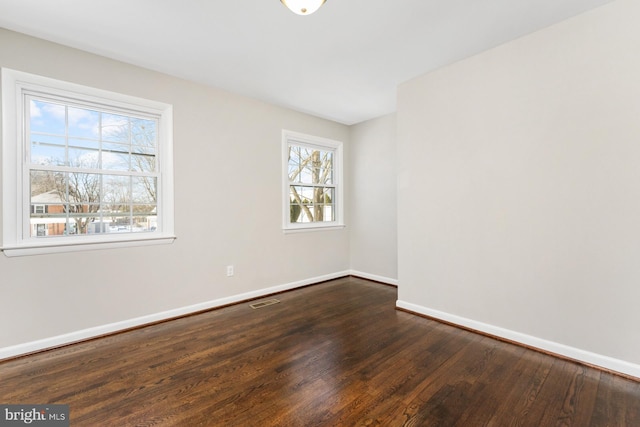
[349,270,398,286]
[0,270,351,361]
[396,300,640,379]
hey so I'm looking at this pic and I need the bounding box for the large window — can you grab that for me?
[2,68,175,256]
[282,130,344,231]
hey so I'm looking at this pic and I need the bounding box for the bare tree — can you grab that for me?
[129,118,157,202]
[58,171,101,234]
[102,176,129,225]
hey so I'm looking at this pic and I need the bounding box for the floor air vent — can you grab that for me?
[250,298,280,309]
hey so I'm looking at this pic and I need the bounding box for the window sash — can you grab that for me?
[25,93,159,171]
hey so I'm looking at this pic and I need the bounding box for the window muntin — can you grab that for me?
[283,131,343,231]
[2,68,174,256]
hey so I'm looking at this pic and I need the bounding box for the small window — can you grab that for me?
[1,68,175,256]
[282,130,344,231]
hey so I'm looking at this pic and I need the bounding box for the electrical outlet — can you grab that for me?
[226,265,234,277]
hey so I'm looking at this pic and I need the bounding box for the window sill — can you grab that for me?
[283,224,345,234]
[1,235,176,257]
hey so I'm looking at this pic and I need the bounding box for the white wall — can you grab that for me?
[397,0,640,376]
[0,29,350,353]
[348,114,397,283]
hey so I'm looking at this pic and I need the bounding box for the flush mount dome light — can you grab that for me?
[280,0,326,15]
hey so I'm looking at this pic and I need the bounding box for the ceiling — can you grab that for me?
[0,0,611,125]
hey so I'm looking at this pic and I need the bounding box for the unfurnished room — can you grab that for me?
[0,0,639,425]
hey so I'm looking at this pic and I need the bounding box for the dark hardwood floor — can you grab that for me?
[1,277,639,426]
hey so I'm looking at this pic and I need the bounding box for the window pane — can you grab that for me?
[101,145,130,171]
[300,186,314,201]
[288,164,299,182]
[132,212,155,232]
[131,118,156,148]
[288,146,301,182]
[69,147,100,168]
[324,205,335,222]
[320,152,333,184]
[108,216,132,233]
[87,221,111,234]
[290,186,311,223]
[131,153,156,173]
[290,186,314,205]
[298,209,312,223]
[290,202,302,223]
[31,135,66,166]
[103,175,130,207]
[290,145,300,163]
[299,148,315,184]
[67,208,100,235]
[290,147,334,185]
[66,173,101,205]
[29,99,65,135]
[132,177,156,203]
[102,113,129,142]
[68,106,100,138]
[30,219,71,238]
[320,188,334,205]
[318,187,335,222]
[29,189,68,238]
[31,170,58,197]
[311,187,331,222]
[32,170,66,203]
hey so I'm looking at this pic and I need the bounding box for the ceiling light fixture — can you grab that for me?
[280,0,326,16]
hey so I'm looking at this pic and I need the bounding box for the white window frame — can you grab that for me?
[1,68,175,257]
[282,130,344,232]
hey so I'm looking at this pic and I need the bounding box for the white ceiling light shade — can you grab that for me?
[280,0,326,15]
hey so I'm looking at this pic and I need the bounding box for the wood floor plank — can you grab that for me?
[1,277,639,426]
[484,350,553,426]
[451,342,527,426]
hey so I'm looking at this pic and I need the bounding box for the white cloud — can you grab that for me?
[30,100,42,118]
[41,102,65,120]
[100,114,128,139]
